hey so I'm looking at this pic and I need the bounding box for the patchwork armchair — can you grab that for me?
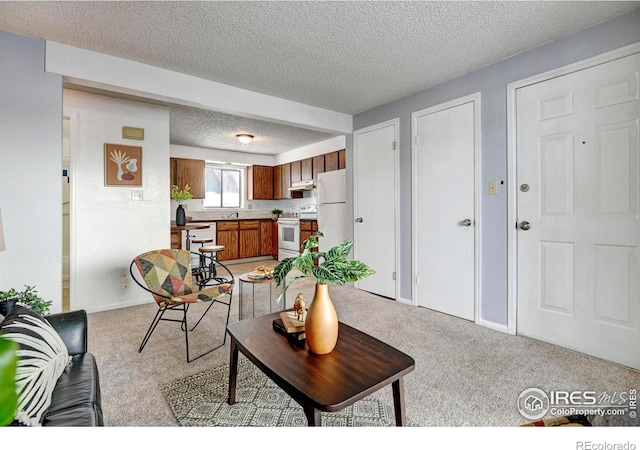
[130,249,234,362]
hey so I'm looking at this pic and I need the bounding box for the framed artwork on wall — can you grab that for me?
[105,143,142,186]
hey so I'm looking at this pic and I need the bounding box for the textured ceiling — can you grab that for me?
[1,1,638,154]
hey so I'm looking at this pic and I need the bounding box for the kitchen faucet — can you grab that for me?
[223,211,239,218]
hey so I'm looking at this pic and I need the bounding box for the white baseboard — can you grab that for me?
[477,317,511,334]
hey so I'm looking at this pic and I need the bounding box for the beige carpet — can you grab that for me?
[86,260,640,427]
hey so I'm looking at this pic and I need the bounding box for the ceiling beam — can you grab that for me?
[45,41,353,135]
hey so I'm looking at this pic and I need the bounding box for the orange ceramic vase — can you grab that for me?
[305,283,338,354]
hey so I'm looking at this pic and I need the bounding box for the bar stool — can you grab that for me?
[197,245,227,288]
[191,237,214,272]
[191,237,213,286]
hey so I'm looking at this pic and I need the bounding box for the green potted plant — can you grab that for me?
[0,285,52,316]
[271,208,283,220]
[171,184,193,226]
[0,336,18,426]
[273,231,374,354]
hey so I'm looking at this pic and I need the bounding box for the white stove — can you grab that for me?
[277,217,300,260]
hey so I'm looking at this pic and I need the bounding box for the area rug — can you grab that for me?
[160,358,396,427]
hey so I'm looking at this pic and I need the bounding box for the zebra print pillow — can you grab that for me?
[0,305,71,426]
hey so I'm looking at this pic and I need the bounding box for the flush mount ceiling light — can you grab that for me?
[236,134,254,145]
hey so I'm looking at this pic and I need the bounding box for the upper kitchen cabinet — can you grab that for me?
[301,158,313,181]
[273,165,282,199]
[247,165,274,200]
[324,151,339,172]
[323,149,346,172]
[277,163,302,199]
[312,155,325,181]
[290,160,301,184]
[170,157,205,199]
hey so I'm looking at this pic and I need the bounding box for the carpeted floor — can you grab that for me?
[161,358,398,427]
[86,260,640,428]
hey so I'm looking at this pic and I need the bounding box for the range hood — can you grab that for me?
[288,180,315,191]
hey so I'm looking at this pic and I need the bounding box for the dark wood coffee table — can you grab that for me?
[226,311,415,426]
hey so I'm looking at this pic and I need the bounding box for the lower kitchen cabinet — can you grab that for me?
[216,219,277,261]
[260,220,276,257]
[239,221,261,259]
[171,230,181,249]
[216,221,240,261]
[300,220,318,253]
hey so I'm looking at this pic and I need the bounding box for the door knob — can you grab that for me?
[460,219,472,227]
[519,221,531,231]
[355,217,363,223]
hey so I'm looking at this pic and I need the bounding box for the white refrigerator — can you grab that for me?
[316,168,347,252]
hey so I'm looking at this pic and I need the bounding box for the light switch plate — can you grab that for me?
[131,190,143,201]
[488,181,497,195]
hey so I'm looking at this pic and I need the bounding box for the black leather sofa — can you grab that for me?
[40,310,104,426]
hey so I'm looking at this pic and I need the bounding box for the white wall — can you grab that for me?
[0,31,63,313]
[64,90,171,313]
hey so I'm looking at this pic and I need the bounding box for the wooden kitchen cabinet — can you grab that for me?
[300,220,319,261]
[272,220,279,257]
[338,149,346,170]
[170,158,205,199]
[216,221,239,261]
[324,151,339,172]
[170,230,181,249]
[312,155,325,181]
[279,163,302,199]
[301,158,313,181]
[239,221,261,259]
[290,160,301,184]
[273,165,282,199]
[247,165,274,200]
[260,220,275,257]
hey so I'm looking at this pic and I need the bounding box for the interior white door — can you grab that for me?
[414,99,477,320]
[354,120,397,299]
[516,52,640,369]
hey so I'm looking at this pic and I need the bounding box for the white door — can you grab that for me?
[354,119,398,299]
[413,96,478,321]
[516,53,640,369]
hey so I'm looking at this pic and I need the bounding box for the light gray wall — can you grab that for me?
[0,30,64,312]
[353,9,640,326]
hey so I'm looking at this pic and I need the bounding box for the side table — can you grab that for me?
[238,272,284,320]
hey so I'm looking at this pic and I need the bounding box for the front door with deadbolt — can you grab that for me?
[516,52,640,370]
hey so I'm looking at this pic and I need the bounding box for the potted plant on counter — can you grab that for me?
[273,232,375,354]
[171,184,193,226]
[271,208,283,220]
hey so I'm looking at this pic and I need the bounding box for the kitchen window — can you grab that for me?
[203,163,245,208]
